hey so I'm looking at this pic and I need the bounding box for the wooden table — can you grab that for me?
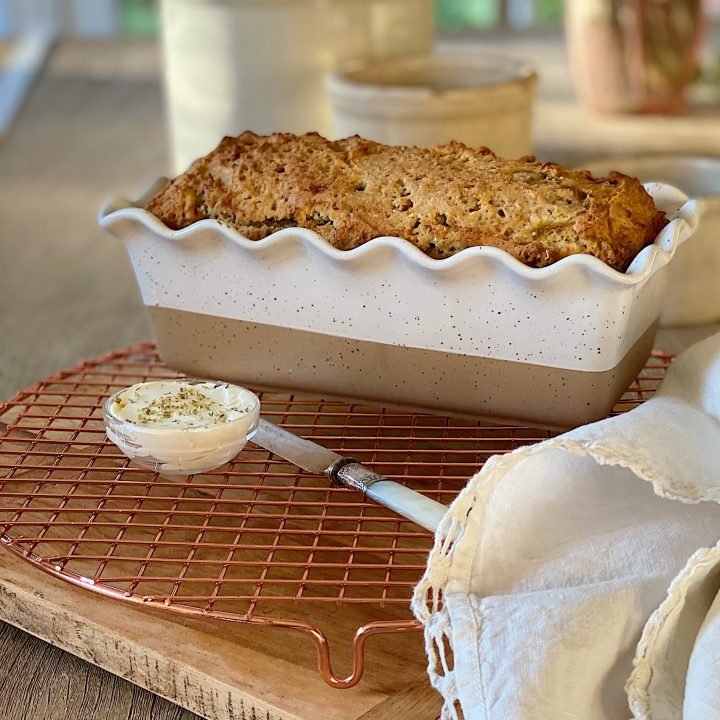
[1,38,719,720]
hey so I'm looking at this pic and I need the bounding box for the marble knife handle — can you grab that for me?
[328,459,447,533]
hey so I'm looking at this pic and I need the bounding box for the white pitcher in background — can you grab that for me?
[159,0,434,173]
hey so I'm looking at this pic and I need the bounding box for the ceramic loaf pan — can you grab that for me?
[100,182,696,429]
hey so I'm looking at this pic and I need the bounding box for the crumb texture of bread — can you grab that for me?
[146,132,668,272]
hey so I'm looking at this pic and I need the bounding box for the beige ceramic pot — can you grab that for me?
[326,53,537,158]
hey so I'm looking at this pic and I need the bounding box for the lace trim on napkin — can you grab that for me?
[410,433,714,720]
[412,452,519,720]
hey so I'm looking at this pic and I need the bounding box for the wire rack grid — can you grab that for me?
[0,344,674,687]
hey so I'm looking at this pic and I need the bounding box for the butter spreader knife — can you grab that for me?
[252,418,448,533]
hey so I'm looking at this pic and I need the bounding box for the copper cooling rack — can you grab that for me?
[0,344,673,687]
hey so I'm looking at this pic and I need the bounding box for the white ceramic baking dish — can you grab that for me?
[100,182,696,429]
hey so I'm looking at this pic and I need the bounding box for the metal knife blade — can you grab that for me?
[251,417,449,533]
[252,418,342,475]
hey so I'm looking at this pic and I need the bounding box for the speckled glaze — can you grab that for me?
[100,181,695,427]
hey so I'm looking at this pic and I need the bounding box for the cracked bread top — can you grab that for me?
[146,132,668,272]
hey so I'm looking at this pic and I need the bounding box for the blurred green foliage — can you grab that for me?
[121,0,565,36]
[533,0,564,24]
[120,0,159,35]
[436,0,499,30]
[436,0,564,31]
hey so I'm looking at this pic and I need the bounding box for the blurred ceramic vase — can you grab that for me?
[565,0,703,114]
[160,0,434,173]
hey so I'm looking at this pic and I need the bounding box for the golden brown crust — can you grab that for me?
[146,132,668,272]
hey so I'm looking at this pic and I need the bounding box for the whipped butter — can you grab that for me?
[104,380,260,475]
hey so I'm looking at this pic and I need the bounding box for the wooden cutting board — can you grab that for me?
[0,549,440,720]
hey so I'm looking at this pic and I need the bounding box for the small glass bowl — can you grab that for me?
[103,380,261,476]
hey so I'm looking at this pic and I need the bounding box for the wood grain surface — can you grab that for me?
[0,623,198,720]
[1,37,719,720]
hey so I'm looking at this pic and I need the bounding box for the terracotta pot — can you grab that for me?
[565,0,703,114]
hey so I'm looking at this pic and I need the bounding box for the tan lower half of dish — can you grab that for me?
[148,307,658,430]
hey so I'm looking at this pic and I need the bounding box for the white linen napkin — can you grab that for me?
[412,332,720,720]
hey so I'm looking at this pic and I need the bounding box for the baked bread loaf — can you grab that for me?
[146,132,667,272]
